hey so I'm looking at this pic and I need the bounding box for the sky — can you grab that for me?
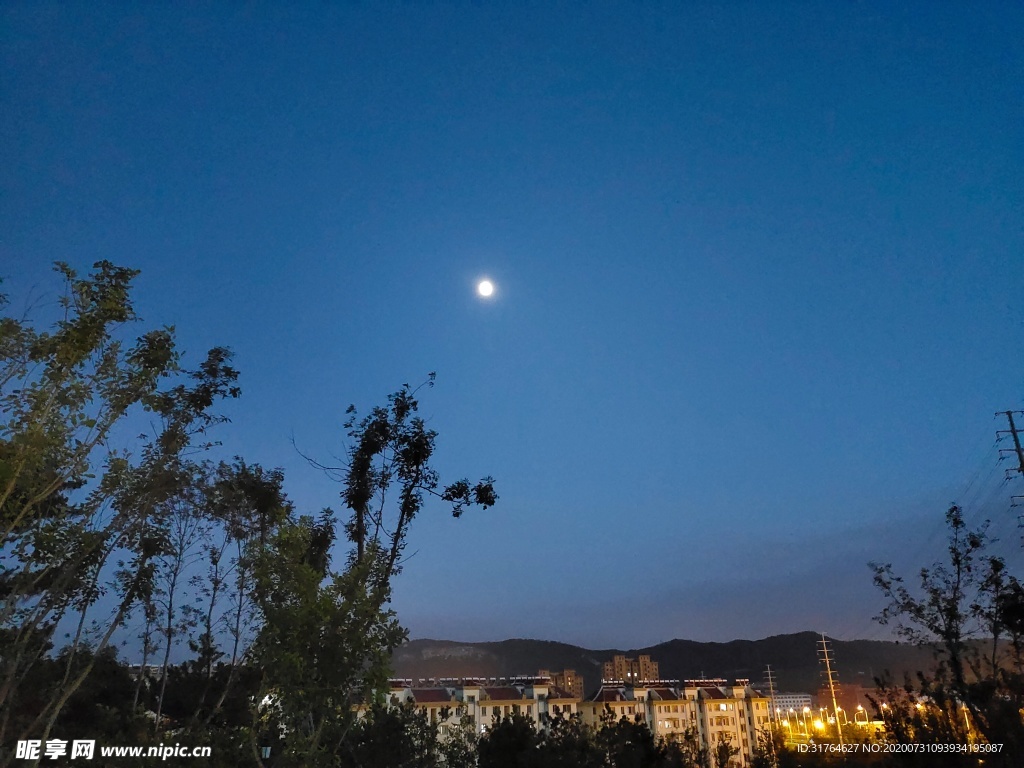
[2,2,1023,648]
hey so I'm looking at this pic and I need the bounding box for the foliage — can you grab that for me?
[871,504,1024,766]
[596,713,667,768]
[477,713,539,768]
[535,712,605,768]
[438,713,479,768]
[249,517,405,767]
[0,262,241,756]
[710,739,738,768]
[340,702,439,768]
[247,377,497,766]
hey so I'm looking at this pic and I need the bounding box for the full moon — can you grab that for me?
[477,279,494,297]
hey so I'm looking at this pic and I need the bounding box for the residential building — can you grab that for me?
[602,654,659,683]
[537,668,585,699]
[582,679,771,768]
[362,675,770,766]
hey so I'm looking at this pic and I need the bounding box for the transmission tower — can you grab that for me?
[997,410,1024,479]
[997,410,1024,547]
[818,634,844,746]
[764,664,778,721]
[763,664,779,767]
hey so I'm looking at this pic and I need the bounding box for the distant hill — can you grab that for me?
[391,632,937,695]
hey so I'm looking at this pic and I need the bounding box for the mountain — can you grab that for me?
[390,632,937,695]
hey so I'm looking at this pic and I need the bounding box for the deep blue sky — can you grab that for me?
[3,3,1022,647]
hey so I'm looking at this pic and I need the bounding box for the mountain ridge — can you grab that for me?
[391,632,936,694]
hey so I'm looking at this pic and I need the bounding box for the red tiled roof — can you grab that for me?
[410,688,453,703]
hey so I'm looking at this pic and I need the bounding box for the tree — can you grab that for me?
[0,262,241,761]
[340,702,439,768]
[477,713,538,768]
[190,458,290,730]
[663,728,710,768]
[248,378,497,766]
[710,739,738,768]
[438,712,479,768]
[596,713,667,768]
[871,504,1024,765]
[534,712,605,768]
[153,487,205,730]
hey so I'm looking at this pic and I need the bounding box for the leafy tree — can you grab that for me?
[153,486,205,730]
[534,712,604,768]
[0,262,240,758]
[190,458,290,729]
[340,702,439,768]
[249,378,496,766]
[478,713,539,768]
[439,712,479,768]
[871,504,1024,766]
[663,728,710,768]
[710,739,738,768]
[596,713,667,768]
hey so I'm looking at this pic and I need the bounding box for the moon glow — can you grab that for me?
[477,279,495,297]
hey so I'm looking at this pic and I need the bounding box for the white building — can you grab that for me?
[360,676,771,767]
[772,692,813,722]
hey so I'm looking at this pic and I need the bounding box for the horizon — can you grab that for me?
[399,629,894,650]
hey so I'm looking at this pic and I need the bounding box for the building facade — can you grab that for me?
[581,679,772,767]
[601,654,660,683]
[537,668,585,700]
[369,675,770,767]
[772,692,813,720]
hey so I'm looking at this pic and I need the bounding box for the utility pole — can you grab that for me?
[764,665,778,719]
[818,634,844,746]
[764,665,779,767]
[997,410,1024,479]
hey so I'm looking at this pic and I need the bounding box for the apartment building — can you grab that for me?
[582,679,772,768]
[364,676,770,766]
[537,668,585,699]
[602,653,659,682]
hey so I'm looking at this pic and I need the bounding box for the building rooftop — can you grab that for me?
[410,688,453,703]
[547,686,575,700]
[588,687,627,703]
[483,687,525,701]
